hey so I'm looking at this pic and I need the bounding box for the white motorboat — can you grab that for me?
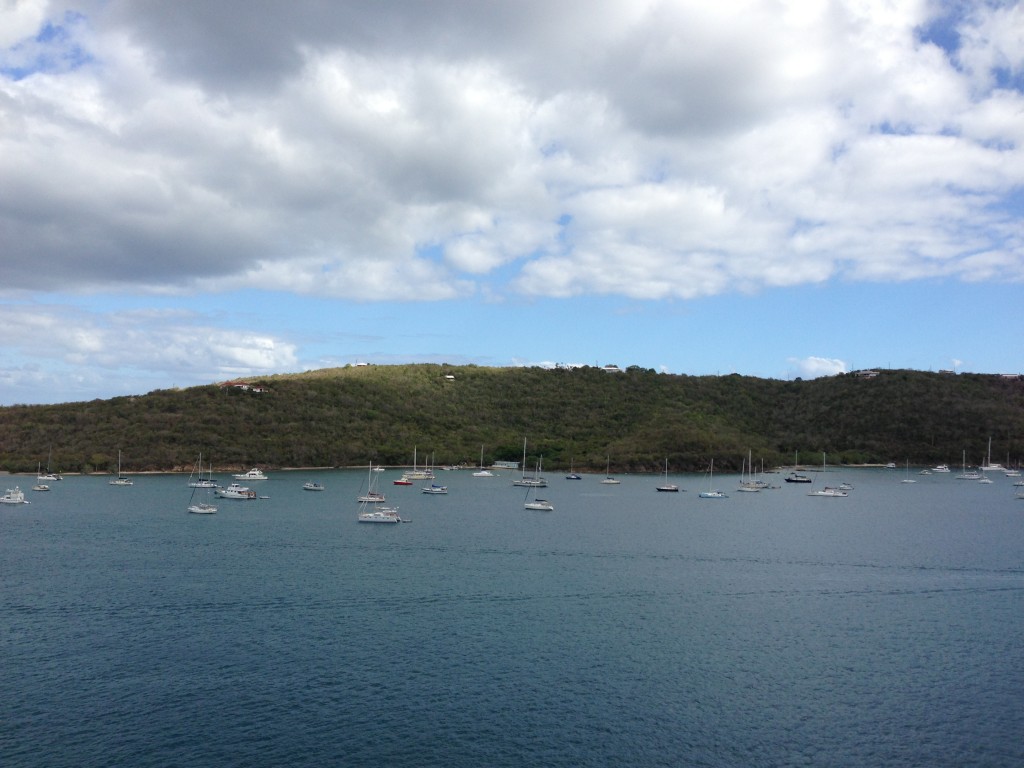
[33,484,50,492]
[215,483,257,499]
[807,487,849,497]
[932,464,951,473]
[303,481,325,491]
[358,506,402,523]
[233,468,268,481]
[1,486,29,504]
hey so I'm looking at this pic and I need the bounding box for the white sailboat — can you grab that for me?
[807,452,848,496]
[980,437,1005,472]
[523,483,554,511]
[188,453,217,488]
[600,455,621,484]
[357,462,387,503]
[37,447,62,482]
[187,454,218,514]
[737,450,760,492]
[698,459,727,498]
[472,445,495,477]
[109,450,133,486]
[358,462,403,523]
[512,438,547,487]
[900,459,916,484]
[956,449,980,480]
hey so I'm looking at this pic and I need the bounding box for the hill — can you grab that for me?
[1,365,1022,475]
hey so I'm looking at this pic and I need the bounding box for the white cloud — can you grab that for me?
[1,1,1023,402]
[788,356,848,379]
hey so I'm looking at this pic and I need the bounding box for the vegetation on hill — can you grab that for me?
[1,365,1022,475]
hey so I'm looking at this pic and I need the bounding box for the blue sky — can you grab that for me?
[1,1,1022,405]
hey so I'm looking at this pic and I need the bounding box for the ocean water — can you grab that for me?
[2,467,1023,767]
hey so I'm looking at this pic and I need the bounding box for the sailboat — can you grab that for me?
[188,453,217,488]
[37,447,62,482]
[187,454,217,514]
[900,459,916,484]
[357,462,387,503]
[600,455,621,484]
[523,481,554,511]
[956,449,981,480]
[512,438,547,487]
[565,458,582,480]
[737,450,760,492]
[656,458,679,492]
[359,462,403,523]
[698,459,727,498]
[109,450,133,486]
[472,445,495,477]
[807,452,848,496]
[980,437,1005,472]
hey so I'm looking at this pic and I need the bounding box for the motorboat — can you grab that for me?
[358,506,402,523]
[807,487,849,497]
[1,486,29,504]
[215,483,257,499]
[784,472,812,483]
[421,484,448,494]
[233,468,268,481]
[303,482,325,491]
[932,464,951,473]
[393,477,414,486]
[187,502,218,514]
[33,484,50,492]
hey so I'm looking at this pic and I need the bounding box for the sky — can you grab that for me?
[1,0,1023,405]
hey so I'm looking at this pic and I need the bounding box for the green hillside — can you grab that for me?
[1,365,1022,475]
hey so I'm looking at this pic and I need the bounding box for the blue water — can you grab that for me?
[2,468,1023,767]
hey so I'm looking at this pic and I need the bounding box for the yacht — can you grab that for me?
[1,486,28,504]
[233,468,268,481]
[807,487,849,497]
[215,483,257,499]
[358,506,402,523]
[931,464,951,473]
[303,482,325,491]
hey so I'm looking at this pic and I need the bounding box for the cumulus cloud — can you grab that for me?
[1,1,1022,399]
[0,0,1021,303]
[788,356,849,380]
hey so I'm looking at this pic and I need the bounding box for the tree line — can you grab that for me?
[1,364,1022,475]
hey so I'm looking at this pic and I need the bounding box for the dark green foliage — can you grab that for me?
[1,366,1022,474]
